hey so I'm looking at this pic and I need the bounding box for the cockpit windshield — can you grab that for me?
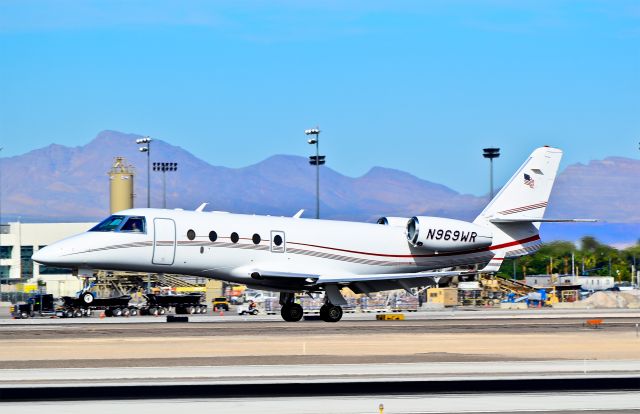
[120,217,145,232]
[89,215,146,233]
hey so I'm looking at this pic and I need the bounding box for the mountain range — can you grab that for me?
[2,130,638,245]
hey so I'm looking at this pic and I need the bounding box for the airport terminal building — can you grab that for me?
[0,222,95,297]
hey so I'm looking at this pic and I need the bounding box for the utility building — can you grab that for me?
[0,222,95,297]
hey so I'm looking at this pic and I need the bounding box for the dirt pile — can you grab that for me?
[580,291,640,309]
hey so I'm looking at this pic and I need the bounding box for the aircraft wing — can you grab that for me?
[247,268,468,293]
[316,270,465,284]
[247,268,464,283]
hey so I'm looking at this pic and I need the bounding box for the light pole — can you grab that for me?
[136,137,153,208]
[483,147,500,199]
[305,128,324,219]
[153,162,178,209]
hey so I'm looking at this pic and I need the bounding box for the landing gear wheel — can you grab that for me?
[320,304,343,322]
[281,303,303,322]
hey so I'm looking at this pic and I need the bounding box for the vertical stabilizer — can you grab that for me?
[474,146,563,271]
[475,146,562,224]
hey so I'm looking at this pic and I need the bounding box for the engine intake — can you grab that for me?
[376,217,410,227]
[406,216,492,251]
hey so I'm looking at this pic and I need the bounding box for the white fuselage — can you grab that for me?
[33,208,533,291]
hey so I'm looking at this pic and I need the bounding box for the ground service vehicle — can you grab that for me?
[212,296,230,311]
[237,302,259,315]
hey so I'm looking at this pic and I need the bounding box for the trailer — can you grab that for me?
[60,292,137,317]
[142,293,207,316]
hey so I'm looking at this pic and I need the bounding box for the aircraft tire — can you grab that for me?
[320,304,343,322]
[320,304,329,320]
[281,303,303,322]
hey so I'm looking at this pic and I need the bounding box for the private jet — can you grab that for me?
[33,146,588,322]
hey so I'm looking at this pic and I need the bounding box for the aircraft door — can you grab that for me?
[270,230,285,253]
[152,218,176,265]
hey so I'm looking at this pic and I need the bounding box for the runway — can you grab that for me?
[2,391,639,414]
[1,308,639,411]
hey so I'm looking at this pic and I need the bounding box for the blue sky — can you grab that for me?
[0,0,638,195]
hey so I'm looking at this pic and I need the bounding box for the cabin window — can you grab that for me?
[252,234,261,245]
[273,234,283,246]
[187,229,196,240]
[230,232,239,243]
[209,231,217,242]
[200,246,204,254]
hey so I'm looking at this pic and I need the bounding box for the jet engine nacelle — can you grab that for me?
[377,217,410,227]
[406,216,493,251]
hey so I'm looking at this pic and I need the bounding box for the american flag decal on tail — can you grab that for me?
[524,173,535,188]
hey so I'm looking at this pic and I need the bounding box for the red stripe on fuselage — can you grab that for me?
[288,235,541,259]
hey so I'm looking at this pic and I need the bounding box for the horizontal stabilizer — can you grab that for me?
[490,218,598,223]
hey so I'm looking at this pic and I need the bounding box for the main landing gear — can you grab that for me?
[279,292,343,323]
[280,293,304,322]
[320,303,342,323]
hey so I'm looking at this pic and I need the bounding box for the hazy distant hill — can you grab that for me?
[1,130,638,244]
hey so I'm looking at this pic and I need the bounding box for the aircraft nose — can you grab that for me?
[32,246,54,265]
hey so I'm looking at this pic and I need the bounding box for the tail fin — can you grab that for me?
[474,146,562,270]
[475,146,562,225]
